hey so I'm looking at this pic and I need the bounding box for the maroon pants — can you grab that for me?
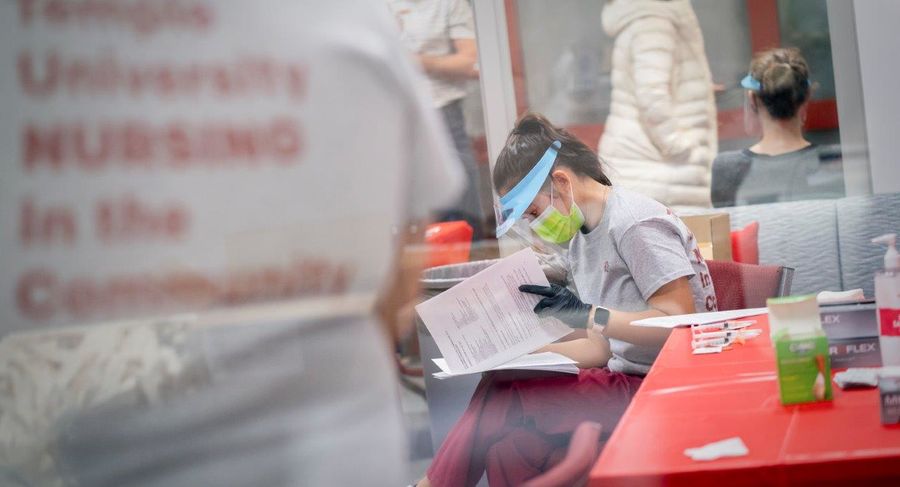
[427,368,643,487]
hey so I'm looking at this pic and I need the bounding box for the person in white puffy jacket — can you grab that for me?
[598,0,718,209]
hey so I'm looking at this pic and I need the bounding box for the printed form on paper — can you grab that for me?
[415,248,572,375]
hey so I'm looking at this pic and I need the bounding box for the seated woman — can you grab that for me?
[711,47,845,208]
[418,113,717,487]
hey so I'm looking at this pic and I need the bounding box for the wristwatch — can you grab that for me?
[593,306,610,329]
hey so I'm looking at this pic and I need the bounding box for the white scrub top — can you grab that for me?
[0,1,464,485]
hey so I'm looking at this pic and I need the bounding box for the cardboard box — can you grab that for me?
[828,336,882,368]
[680,213,732,261]
[820,301,880,368]
[820,301,878,340]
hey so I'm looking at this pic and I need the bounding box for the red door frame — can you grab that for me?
[501,0,839,151]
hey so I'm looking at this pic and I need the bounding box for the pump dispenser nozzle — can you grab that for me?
[872,233,900,271]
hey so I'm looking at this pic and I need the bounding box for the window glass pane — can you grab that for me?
[516,0,610,126]
[505,0,853,208]
[779,0,836,100]
[695,0,753,113]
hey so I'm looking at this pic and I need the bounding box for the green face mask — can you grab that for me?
[529,187,585,244]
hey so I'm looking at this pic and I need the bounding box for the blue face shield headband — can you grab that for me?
[740,74,762,91]
[741,74,811,92]
[495,140,562,238]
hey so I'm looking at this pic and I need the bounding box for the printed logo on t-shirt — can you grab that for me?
[692,247,705,264]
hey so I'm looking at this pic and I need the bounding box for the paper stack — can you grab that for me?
[415,248,574,378]
[432,352,578,379]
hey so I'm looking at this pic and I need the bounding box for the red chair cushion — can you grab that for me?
[730,221,760,265]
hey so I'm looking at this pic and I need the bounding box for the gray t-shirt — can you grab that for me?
[568,187,717,375]
[711,145,845,208]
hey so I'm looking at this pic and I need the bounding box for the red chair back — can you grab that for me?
[521,422,603,487]
[706,260,792,311]
[424,221,473,268]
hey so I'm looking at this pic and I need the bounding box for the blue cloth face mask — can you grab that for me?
[496,141,562,238]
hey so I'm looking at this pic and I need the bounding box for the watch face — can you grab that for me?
[594,307,610,326]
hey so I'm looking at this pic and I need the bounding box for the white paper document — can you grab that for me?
[415,248,572,374]
[632,307,769,329]
[431,352,578,379]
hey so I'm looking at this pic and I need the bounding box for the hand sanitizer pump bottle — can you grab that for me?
[873,234,900,366]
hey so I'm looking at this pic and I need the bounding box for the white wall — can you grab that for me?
[472,0,518,169]
[827,0,871,196]
[853,0,900,194]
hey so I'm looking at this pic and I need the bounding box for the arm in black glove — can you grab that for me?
[519,283,591,329]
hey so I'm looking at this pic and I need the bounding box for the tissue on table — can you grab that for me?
[834,366,900,389]
[684,437,749,461]
[817,289,866,305]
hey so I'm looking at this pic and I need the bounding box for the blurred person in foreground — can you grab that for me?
[387,0,488,238]
[711,47,845,207]
[0,1,463,486]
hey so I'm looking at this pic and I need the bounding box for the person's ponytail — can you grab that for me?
[760,63,796,96]
[750,48,810,119]
[510,113,549,136]
[493,113,611,194]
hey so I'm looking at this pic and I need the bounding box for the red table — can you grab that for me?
[589,314,900,486]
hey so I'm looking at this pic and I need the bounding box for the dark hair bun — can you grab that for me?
[749,47,810,120]
[761,63,796,96]
[493,112,612,193]
[512,113,550,136]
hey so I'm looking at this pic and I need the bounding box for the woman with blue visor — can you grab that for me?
[419,113,717,487]
[711,47,845,207]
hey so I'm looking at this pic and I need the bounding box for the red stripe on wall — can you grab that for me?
[567,124,605,153]
[746,0,781,53]
[504,0,529,115]
[805,99,838,131]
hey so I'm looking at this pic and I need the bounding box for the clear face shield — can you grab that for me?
[495,140,561,238]
[500,219,570,284]
[741,74,762,137]
[494,140,569,284]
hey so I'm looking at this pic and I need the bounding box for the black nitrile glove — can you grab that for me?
[518,283,591,329]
